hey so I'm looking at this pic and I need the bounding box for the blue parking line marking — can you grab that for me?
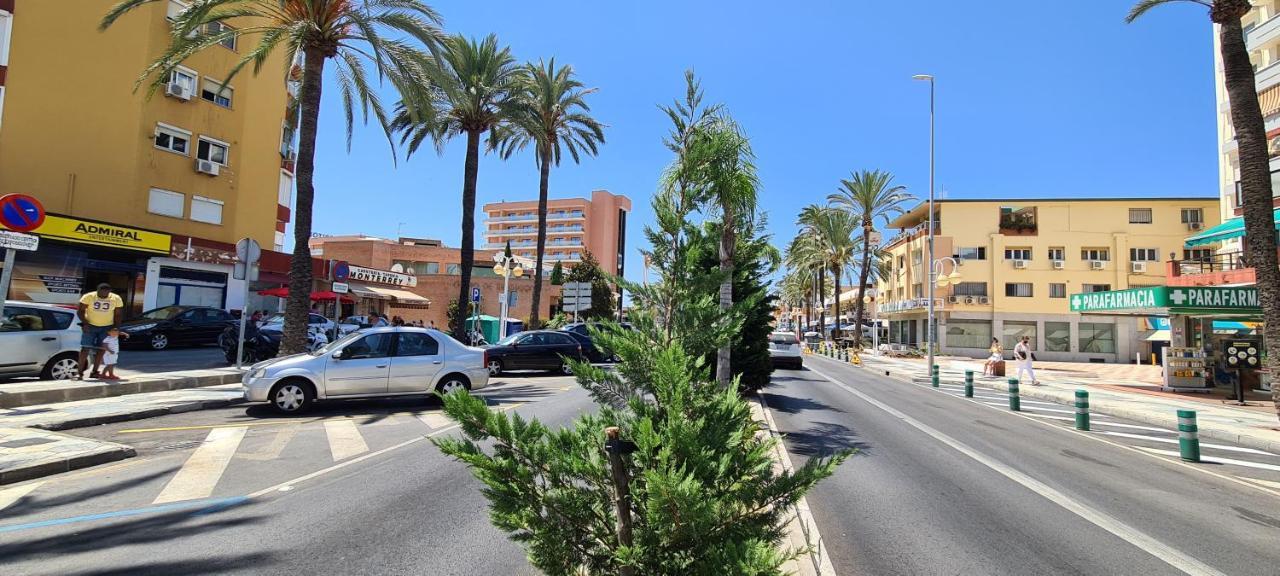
[0,496,248,534]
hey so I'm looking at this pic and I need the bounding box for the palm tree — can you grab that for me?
[1129,1,1280,420]
[102,0,444,354]
[829,170,912,347]
[811,208,859,341]
[393,34,524,342]
[791,205,828,332]
[497,59,605,328]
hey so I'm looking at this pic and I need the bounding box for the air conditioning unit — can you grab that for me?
[1013,259,1027,269]
[1052,260,1064,270]
[1189,222,1204,231]
[1090,260,1105,270]
[978,296,990,304]
[1131,261,1147,273]
[946,296,959,304]
[165,82,191,101]
[195,159,220,176]
[964,296,975,305]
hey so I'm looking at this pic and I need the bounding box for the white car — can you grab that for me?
[768,331,803,370]
[243,326,490,413]
[0,301,82,380]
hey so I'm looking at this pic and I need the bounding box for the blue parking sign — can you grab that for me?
[471,287,481,302]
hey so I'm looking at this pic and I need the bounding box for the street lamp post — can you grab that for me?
[913,73,936,373]
[863,291,878,354]
[492,242,525,341]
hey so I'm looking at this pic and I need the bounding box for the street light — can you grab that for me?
[913,73,936,372]
[863,291,879,354]
[493,242,525,340]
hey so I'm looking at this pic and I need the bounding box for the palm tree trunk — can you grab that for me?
[717,217,735,388]
[454,129,481,343]
[529,148,551,328]
[852,222,872,348]
[281,48,325,356]
[832,263,842,342]
[816,269,825,335]
[1218,14,1280,421]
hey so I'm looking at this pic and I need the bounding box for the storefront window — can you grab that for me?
[1045,322,1070,352]
[946,320,991,349]
[1002,321,1036,350]
[1079,322,1115,353]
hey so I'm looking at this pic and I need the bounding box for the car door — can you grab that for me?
[324,332,393,396]
[517,333,552,369]
[168,309,200,344]
[0,306,61,377]
[387,332,443,393]
[546,333,581,365]
[189,309,224,344]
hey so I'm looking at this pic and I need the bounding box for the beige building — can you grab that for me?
[877,198,1220,362]
[482,190,631,278]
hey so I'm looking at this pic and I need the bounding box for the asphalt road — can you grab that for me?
[772,354,1280,576]
[0,374,588,576]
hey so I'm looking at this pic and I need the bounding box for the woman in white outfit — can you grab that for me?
[1013,336,1038,385]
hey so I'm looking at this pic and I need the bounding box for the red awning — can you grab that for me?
[256,287,353,303]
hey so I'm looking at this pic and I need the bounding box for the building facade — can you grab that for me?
[0,0,295,316]
[482,189,631,278]
[877,198,1221,362]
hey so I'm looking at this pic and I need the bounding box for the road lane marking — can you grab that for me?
[809,365,1230,576]
[119,420,303,434]
[1101,431,1274,455]
[1133,447,1280,472]
[323,420,369,461]
[0,496,247,534]
[153,427,247,504]
[417,411,453,430]
[237,425,299,461]
[0,481,43,513]
[1241,477,1280,491]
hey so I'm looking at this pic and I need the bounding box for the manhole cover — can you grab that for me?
[0,437,58,449]
[154,440,203,452]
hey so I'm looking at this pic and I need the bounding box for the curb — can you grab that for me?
[0,370,244,409]
[0,432,137,485]
[31,397,246,431]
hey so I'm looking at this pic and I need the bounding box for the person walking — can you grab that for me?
[76,283,124,380]
[1013,335,1038,386]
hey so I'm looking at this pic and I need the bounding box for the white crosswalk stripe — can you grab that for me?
[324,420,369,461]
[1100,431,1275,455]
[417,411,453,430]
[0,481,43,513]
[154,426,247,504]
[1134,447,1280,472]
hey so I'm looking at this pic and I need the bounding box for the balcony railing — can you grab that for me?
[1175,251,1250,276]
[883,221,940,249]
[485,212,586,223]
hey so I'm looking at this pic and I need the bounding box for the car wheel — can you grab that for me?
[558,361,574,376]
[41,353,80,380]
[269,380,313,414]
[487,359,503,376]
[435,374,470,396]
[149,333,170,350]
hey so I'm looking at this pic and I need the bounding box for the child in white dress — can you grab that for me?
[101,328,127,380]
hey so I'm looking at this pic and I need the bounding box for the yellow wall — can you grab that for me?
[0,0,288,247]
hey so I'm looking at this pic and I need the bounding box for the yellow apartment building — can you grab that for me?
[0,0,295,316]
[877,198,1220,363]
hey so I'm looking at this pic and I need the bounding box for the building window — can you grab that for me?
[424,262,440,274]
[912,249,922,267]
[1130,248,1158,262]
[946,320,992,349]
[169,67,197,94]
[953,282,988,297]
[1003,321,1037,351]
[1083,284,1111,293]
[197,137,229,165]
[206,21,236,50]
[1079,322,1115,353]
[1049,283,1066,298]
[1004,283,1033,297]
[1128,208,1153,224]
[1047,247,1064,261]
[190,195,224,225]
[1045,322,1070,352]
[1184,248,1213,261]
[200,78,233,107]
[1004,247,1032,261]
[1081,248,1110,261]
[1181,208,1203,224]
[166,0,189,21]
[957,247,986,260]
[912,283,923,298]
[897,255,905,272]
[446,263,460,275]
[147,188,184,218]
[154,124,191,155]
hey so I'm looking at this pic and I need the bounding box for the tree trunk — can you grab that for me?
[529,147,551,328]
[454,129,481,343]
[1218,15,1280,421]
[717,216,735,388]
[281,48,325,355]
[832,263,842,343]
[816,269,825,335]
[852,222,872,348]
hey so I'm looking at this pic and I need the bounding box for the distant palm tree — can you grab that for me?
[394,34,524,342]
[829,170,912,347]
[791,205,829,330]
[1128,0,1280,420]
[810,208,859,340]
[101,0,443,355]
[497,59,605,328]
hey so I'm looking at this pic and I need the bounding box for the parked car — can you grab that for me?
[259,312,337,337]
[119,306,236,350]
[0,301,82,380]
[483,330,586,376]
[559,330,613,363]
[768,331,803,369]
[242,327,489,413]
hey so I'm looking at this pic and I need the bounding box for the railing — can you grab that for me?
[1175,251,1250,276]
[486,211,585,223]
[883,221,940,248]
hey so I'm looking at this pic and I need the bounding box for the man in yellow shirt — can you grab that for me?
[77,283,124,380]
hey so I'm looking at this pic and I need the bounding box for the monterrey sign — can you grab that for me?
[1070,285,1260,314]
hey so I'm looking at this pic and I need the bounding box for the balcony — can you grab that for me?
[1166,251,1257,287]
[484,212,585,224]
[882,221,940,250]
[878,298,945,315]
[1258,60,1280,94]
[998,207,1037,236]
[1247,14,1280,53]
[486,225,584,238]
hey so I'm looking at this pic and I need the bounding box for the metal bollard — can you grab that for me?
[964,370,974,397]
[931,364,939,388]
[1008,378,1020,411]
[1074,390,1089,431]
[1177,409,1201,462]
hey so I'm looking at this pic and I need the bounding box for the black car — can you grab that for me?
[560,330,612,363]
[484,330,586,376]
[119,306,236,350]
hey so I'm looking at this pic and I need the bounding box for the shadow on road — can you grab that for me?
[779,421,869,458]
[761,394,844,415]
[3,468,177,518]
[56,552,278,576]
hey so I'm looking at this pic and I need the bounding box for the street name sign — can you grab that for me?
[332,282,349,294]
[0,230,39,251]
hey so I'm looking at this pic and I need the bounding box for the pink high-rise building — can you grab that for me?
[482,190,631,279]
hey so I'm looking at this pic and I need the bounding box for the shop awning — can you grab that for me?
[1184,208,1280,247]
[1144,330,1170,342]
[365,285,431,306]
[346,283,391,300]
[255,287,354,303]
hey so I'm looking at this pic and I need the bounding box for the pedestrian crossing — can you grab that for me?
[153,427,246,504]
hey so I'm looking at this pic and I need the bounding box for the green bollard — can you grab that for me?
[1177,409,1201,462]
[964,370,974,397]
[931,364,940,388]
[1008,378,1020,411]
[1075,390,1090,431]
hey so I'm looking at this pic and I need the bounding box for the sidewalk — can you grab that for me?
[0,383,245,431]
[0,367,242,409]
[0,427,136,484]
[845,353,1280,453]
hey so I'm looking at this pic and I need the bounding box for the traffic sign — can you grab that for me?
[0,230,39,251]
[235,237,261,263]
[0,194,45,233]
[472,287,482,302]
[333,261,350,281]
[332,282,349,294]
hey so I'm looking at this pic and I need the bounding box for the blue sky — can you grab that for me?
[306,1,1218,285]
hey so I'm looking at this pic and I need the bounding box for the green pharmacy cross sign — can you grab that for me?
[1070,285,1261,314]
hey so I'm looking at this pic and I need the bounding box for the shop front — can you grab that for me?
[338,263,431,321]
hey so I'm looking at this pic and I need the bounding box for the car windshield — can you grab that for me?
[496,334,521,346]
[261,313,285,325]
[769,333,798,344]
[139,306,185,320]
[312,331,365,356]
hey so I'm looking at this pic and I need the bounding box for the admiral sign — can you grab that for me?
[1,214,171,254]
[347,264,416,287]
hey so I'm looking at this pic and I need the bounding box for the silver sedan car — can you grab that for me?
[243,327,490,413]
